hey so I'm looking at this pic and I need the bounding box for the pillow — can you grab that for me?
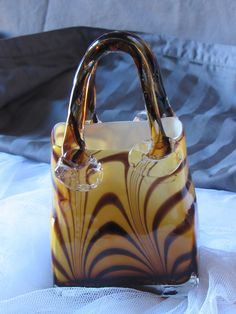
[0,26,235,192]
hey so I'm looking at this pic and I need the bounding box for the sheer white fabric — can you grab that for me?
[0,152,236,313]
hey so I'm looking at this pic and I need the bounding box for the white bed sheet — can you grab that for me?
[0,152,236,313]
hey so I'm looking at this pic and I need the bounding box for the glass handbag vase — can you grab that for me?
[51,31,198,296]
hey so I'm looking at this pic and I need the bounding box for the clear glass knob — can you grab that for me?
[55,152,103,191]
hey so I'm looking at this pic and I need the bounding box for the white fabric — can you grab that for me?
[0,152,236,313]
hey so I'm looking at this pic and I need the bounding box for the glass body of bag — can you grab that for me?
[51,31,198,296]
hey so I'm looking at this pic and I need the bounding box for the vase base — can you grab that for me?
[53,273,199,297]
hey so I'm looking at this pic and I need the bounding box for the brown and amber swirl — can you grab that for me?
[51,122,198,288]
[51,31,198,292]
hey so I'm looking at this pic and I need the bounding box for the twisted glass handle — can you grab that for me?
[55,31,174,191]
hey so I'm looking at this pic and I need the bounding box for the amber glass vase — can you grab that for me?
[51,31,198,296]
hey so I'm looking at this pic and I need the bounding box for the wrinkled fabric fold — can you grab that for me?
[0,26,236,191]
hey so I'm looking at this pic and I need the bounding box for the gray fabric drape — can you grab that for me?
[0,27,235,191]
